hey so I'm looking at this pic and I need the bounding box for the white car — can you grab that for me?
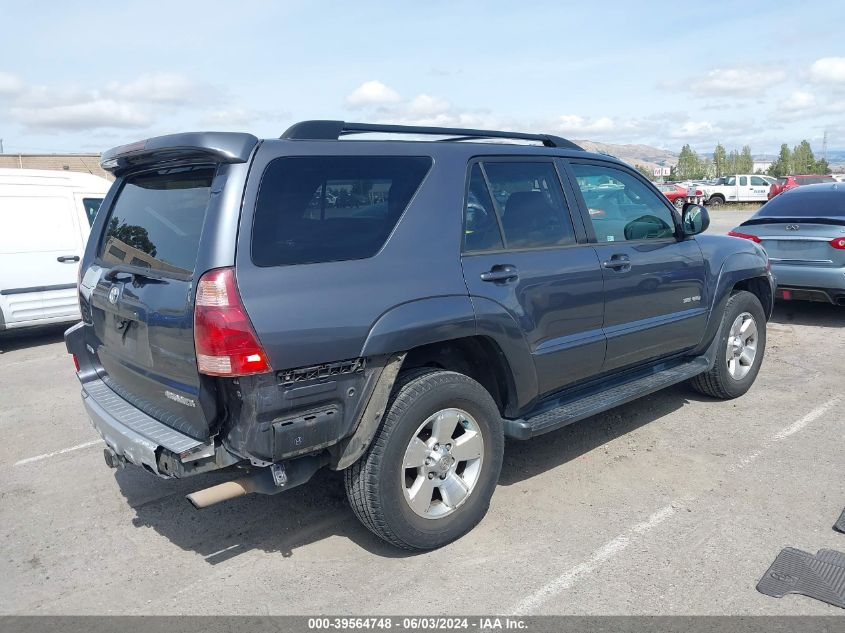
[702,174,776,206]
[0,169,111,331]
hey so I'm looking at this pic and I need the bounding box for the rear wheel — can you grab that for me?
[690,290,766,399]
[344,369,504,550]
[707,195,724,207]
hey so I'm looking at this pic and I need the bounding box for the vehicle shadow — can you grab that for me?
[0,324,68,354]
[115,382,702,562]
[770,300,843,328]
[499,382,695,486]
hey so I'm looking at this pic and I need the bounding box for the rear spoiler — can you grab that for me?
[100,132,260,175]
[741,216,845,227]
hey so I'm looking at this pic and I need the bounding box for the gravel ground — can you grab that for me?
[1,207,843,615]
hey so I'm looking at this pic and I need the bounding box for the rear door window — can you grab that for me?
[98,166,214,275]
[252,156,432,266]
[82,197,103,226]
[480,161,575,249]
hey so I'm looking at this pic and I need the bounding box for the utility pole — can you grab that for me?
[822,129,828,161]
[0,138,4,154]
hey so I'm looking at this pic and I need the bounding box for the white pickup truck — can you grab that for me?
[701,174,776,206]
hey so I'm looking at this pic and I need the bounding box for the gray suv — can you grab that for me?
[66,120,774,550]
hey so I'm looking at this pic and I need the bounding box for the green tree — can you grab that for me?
[675,144,704,180]
[713,143,726,177]
[725,149,740,175]
[739,146,754,173]
[767,144,792,178]
[814,158,831,175]
[634,164,654,181]
[791,140,815,174]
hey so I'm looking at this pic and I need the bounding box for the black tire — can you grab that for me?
[707,195,724,207]
[689,290,767,399]
[673,197,685,209]
[344,369,504,550]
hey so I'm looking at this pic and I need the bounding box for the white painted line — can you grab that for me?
[773,395,841,441]
[14,439,104,466]
[509,505,676,615]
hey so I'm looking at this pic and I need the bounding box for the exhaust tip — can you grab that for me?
[186,480,255,509]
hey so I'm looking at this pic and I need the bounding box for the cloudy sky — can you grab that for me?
[2,0,844,155]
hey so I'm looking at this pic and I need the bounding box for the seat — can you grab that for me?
[502,191,566,247]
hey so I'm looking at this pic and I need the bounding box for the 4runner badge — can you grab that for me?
[108,286,120,304]
[164,390,196,408]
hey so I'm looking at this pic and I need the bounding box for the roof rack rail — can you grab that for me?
[281,120,583,150]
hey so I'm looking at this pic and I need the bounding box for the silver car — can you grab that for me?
[728,183,845,306]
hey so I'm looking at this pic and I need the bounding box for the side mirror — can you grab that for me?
[681,203,710,236]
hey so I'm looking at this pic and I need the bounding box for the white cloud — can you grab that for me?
[107,72,210,104]
[406,94,450,117]
[10,99,152,132]
[345,80,402,108]
[553,115,617,135]
[0,71,23,96]
[780,90,817,111]
[688,67,787,97]
[201,107,257,127]
[809,57,845,85]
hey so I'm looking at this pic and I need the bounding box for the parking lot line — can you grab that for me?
[508,504,678,616]
[507,395,841,615]
[14,439,103,466]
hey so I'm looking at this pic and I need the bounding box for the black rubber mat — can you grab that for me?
[834,508,845,533]
[757,547,845,609]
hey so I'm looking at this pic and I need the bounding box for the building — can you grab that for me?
[752,160,773,174]
[0,153,112,180]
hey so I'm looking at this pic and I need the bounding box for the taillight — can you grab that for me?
[694,189,703,196]
[727,231,762,244]
[194,268,271,377]
[831,237,845,250]
[71,353,80,372]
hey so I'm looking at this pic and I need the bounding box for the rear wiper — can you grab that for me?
[104,265,165,285]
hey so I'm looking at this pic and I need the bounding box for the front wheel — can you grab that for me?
[689,290,767,399]
[344,369,504,550]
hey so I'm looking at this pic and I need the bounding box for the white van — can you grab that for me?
[0,169,112,330]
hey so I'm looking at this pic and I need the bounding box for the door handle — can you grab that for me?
[57,255,80,263]
[601,254,630,271]
[480,265,518,283]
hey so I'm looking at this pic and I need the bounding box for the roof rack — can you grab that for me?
[281,120,583,150]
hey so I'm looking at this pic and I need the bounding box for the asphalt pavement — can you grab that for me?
[2,206,843,615]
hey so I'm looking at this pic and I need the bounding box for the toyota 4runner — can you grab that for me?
[66,120,774,550]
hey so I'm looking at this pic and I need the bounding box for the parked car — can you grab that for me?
[729,183,845,305]
[657,183,703,208]
[66,121,773,550]
[767,174,836,200]
[701,174,776,205]
[0,169,110,331]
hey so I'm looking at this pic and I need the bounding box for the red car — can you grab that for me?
[767,174,835,200]
[656,183,703,209]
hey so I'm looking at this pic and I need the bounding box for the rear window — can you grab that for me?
[82,197,103,227]
[796,176,834,185]
[756,188,845,217]
[98,166,214,275]
[252,156,432,266]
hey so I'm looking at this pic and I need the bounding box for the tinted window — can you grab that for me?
[463,164,503,252]
[482,162,574,249]
[750,176,768,186]
[571,163,676,242]
[796,176,834,185]
[756,188,845,217]
[739,176,748,186]
[253,156,431,266]
[99,166,214,275]
[82,197,103,227]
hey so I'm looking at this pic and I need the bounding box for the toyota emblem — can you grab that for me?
[108,286,120,305]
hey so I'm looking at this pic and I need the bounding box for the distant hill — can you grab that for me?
[577,140,677,171]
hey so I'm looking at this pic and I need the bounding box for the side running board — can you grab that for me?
[504,357,709,440]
